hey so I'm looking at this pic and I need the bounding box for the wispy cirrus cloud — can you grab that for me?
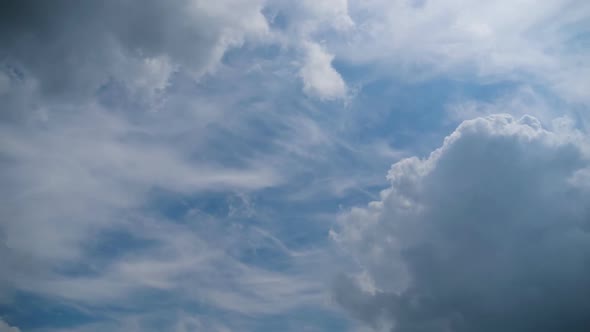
[334,0,590,104]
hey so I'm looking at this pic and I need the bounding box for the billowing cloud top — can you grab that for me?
[333,114,590,332]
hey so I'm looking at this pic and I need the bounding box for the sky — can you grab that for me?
[1,1,590,331]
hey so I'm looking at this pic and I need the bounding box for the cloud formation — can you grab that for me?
[333,114,590,332]
[1,1,589,331]
[0,0,268,108]
[334,0,590,104]
[300,42,347,100]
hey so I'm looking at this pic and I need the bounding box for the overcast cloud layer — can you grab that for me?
[1,1,589,331]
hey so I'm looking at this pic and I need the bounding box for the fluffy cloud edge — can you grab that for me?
[332,113,590,332]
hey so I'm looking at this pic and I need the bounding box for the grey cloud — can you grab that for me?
[0,0,267,106]
[333,114,590,332]
[0,319,19,332]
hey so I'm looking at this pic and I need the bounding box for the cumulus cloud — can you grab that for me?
[332,114,590,331]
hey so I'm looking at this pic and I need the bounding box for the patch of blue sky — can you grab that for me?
[144,188,234,221]
[2,290,221,331]
[334,60,542,149]
[0,291,101,330]
[244,307,352,332]
[261,6,290,32]
[140,186,327,269]
[79,228,160,266]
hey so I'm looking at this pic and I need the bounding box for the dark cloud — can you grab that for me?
[333,114,590,332]
[0,0,267,105]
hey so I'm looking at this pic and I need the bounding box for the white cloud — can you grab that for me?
[332,114,590,331]
[0,105,281,265]
[299,0,354,32]
[330,0,590,104]
[263,0,351,100]
[300,42,347,100]
[14,214,331,322]
[262,0,589,103]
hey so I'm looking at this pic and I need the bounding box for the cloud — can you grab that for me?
[332,114,590,331]
[0,0,355,106]
[0,105,281,264]
[0,3,356,325]
[264,0,353,38]
[0,320,19,332]
[300,0,354,32]
[328,0,590,104]
[299,42,347,100]
[21,218,325,315]
[0,0,268,108]
[263,0,351,100]
[2,1,588,331]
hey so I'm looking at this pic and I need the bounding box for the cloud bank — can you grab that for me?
[333,114,590,332]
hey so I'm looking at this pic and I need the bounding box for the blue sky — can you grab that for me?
[1,1,590,331]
